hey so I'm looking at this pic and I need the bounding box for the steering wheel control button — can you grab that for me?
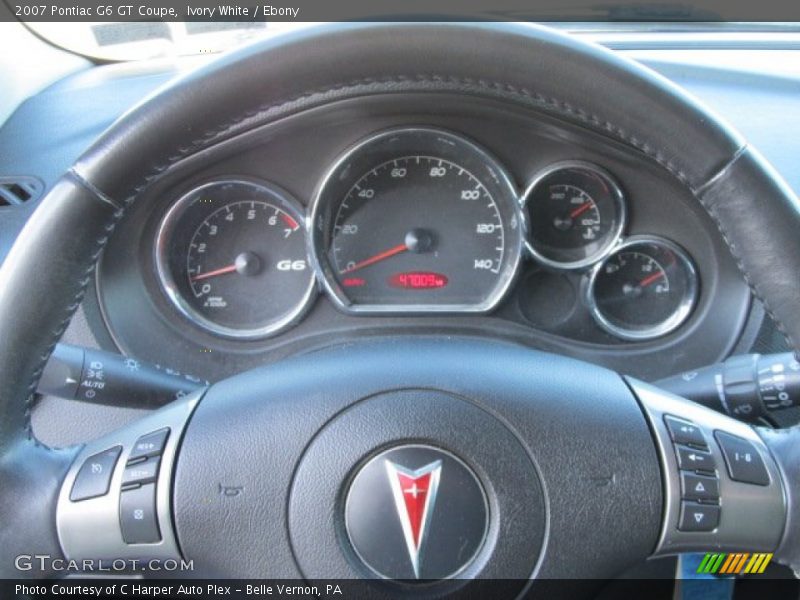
[69,446,122,502]
[345,445,488,580]
[675,445,715,473]
[664,415,708,448]
[715,431,770,486]
[128,428,169,463]
[120,482,161,544]
[679,501,720,532]
[122,457,160,487]
[680,472,720,502]
[631,380,786,556]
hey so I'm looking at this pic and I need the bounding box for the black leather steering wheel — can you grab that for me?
[2,23,800,589]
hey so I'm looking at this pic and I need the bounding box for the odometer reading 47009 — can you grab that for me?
[309,128,524,312]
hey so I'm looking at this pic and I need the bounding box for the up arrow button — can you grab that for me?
[681,472,720,501]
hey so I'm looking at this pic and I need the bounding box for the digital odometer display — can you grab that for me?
[388,272,449,290]
[309,128,524,312]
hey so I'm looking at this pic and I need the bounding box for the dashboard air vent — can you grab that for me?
[0,176,44,207]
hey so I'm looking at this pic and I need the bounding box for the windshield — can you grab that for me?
[25,22,311,61]
[24,21,800,62]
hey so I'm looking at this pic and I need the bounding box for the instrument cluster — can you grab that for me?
[153,126,699,342]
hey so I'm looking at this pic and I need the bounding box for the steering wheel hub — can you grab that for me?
[285,388,546,584]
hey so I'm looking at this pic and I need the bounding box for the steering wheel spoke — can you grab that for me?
[630,380,786,556]
[56,391,200,568]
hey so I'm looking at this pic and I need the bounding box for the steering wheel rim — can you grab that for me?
[1,22,799,583]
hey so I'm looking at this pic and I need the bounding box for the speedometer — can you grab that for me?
[308,128,524,312]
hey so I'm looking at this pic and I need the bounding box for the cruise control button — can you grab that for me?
[70,446,121,502]
[715,431,770,486]
[681,472,720,501]
[679,501,720,532]
[120,483,161,544]
[122,457,160,486]
[675,445,715,472]
[128,428,169,462]
[664,416,708,448]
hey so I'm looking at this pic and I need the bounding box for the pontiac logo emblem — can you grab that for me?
[345,445,488,581]
[385,460,442,578]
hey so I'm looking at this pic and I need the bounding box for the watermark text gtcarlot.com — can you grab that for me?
[15,554,194,572]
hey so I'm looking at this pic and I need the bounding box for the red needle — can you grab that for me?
[191,264,238,282]
[569,202,593,219]
[639,271,665,287]
[340,243,409,274]
[280,213,299,230]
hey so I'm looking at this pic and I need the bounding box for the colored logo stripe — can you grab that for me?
[745,553,773,573]
[697,553,725,574]
[696,552,773,574]
[721,553,748,574]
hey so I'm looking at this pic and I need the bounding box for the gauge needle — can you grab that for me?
[569,202,593,219]
[190,264,238,282]
[280,213,300,230]
[639,271,665,287]
[340,243,409,274]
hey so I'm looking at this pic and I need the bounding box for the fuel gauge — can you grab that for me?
[522,161,625,269]
[587,236,698,340]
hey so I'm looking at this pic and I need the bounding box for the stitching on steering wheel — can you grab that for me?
[693,151,799,361]
[95,75,699,205]
[28,74,790,449]
[24,194,125,448]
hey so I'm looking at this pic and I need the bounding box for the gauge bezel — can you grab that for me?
[586,235,699,341]
[520,160,627,270]
[154,177,317,340]
[307,127,526,314]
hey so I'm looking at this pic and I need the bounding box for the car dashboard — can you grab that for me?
[0,27,798,445]
[98,95,747,378]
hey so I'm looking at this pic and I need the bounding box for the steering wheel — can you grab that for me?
[2,23,800,590]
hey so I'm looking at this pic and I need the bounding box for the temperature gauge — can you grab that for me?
[522,161,626,269]
[587,236,698,340]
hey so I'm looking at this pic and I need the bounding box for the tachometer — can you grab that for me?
[308,128,524,312]
[155,179,315,339]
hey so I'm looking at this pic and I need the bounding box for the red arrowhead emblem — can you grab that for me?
[385,459,442,578]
